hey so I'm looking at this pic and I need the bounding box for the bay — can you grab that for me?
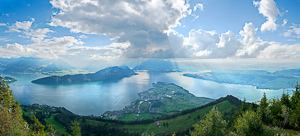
[1,72,292,116]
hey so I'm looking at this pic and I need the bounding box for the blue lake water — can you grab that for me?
[1,72,292,116]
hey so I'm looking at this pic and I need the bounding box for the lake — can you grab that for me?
[2,72,292,116]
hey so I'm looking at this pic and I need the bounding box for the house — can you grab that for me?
[157,121,161,127]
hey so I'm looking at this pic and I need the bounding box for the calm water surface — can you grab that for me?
[2,72,292,116]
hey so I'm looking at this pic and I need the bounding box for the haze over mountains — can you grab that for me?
[0,57,74,74]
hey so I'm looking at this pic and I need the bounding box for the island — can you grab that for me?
[3,76,17,83]
[102,82,214,120]
[31,66,137,84]
[183,69,300,89]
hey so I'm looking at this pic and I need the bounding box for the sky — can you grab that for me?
[0,0,299,67]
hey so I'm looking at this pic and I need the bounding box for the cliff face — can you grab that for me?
[31,66,137,84]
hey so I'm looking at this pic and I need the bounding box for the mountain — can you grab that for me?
[31,66,137,84]
[41,59,74,72]
[183,69,300,89]
[133,59,179,72]
[1,57,74,74]
[102,82,214,120]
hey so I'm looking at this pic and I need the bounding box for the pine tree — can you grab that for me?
[31,114,45,134]
[71,120,81,136]
[258,92,270,124]
[241,97,247,113]
[249,102,257,112]
[281,90,291,108]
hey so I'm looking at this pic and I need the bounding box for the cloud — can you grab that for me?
[0,35,84,59]
[49,0,190,58]
[258,43,300,59]
[6,18,35,32]
[0,38,10,42]
[239,22,258,46]
[0,23,7,26]
[284,23,300,38]
[282,19,288,27]
[26,28,54,43]
[193,3,204,11]
[183,29,243,58]
[253,0,280,33]
[0,43,57,59]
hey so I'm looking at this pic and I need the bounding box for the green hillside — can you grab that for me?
[102,82,214,121]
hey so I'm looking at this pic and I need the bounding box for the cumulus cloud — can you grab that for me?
[48,0,190,58]
[183,29,243,58]
[6,18,35,32]
[253,0,280,33]
[239,22,258,46]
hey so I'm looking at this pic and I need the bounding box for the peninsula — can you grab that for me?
[102,82,214,120]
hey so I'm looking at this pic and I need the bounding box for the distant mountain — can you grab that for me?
[133,60,179,72]
[31,66,137,84]
[41,59,74,72]
[1,57,73,74]
[183,69,300,89]
[273,68,300,77]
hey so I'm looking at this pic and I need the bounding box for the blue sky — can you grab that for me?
[0,0,299,66]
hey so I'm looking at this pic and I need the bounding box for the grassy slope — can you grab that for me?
[120,100,234,135]
[21,95,235,135]
[45,114,69,136]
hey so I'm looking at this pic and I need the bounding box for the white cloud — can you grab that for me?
[284,23,300,38]
[26,28,54,43]
[0,38,10,42]
[48,0,190,58]
[239,22,258,46]
[0,35,84,59]
[253,0,280,33]
[282,19,288,27]
[6,18,35,32]
[0,43,57,59]
[193,3,204,11]
[184,29,243,58]
[258,43,300,59]
[0,23,7,26]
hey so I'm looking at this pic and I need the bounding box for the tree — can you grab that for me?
[258,92,270,124]
[190,107,227,136]
[281,105,290,129]
[234,110,263,136]
[269,98,282,127]
[241,97,248,113]
[71,120,81,136]
[281,90,291,108]
[249,102,256,112]
[31,114,45,134]
[0,75,29,135]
